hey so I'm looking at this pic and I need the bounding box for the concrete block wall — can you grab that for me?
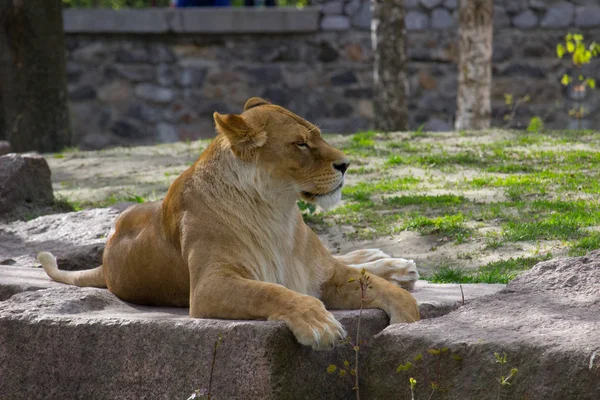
[63,1,600,149]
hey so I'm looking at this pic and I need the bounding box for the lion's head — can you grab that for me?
[213,97,349,210]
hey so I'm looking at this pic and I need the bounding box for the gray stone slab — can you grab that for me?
[177,8,321,33]
[350,1,371,30]
[0,265,64,301]
[406,10,430,31]
[0,206,128,271]
[364,251,600,399]
[421,0,442,9]
[63,8,320,34]
[575,5,600,27]
[540,1,574,28]
[443,0,457,9]
[63,9,171,33]
[321,15,351,31]
[0,266,504,399]
[431,7,455,29]
[321,0,344,15]
[513,9,539,29]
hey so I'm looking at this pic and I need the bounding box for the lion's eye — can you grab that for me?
[296,142,310,149]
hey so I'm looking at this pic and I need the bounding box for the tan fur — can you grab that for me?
[39,98,419,349]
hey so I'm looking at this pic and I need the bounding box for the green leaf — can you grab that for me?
[527,117,544,133]
[327,364,337,374]
[573,33,584,42]
[561,74,572,86]
[557,44,565,58]
[409,377,417,388]
[396,362,413,372]
[414,353,423,361]
[588,78,596,89]
[566,40,575,53]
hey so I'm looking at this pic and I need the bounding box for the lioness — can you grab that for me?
[38,98,420,350]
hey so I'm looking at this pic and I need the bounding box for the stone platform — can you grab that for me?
[0,265,503,399]
[2,252,599,399]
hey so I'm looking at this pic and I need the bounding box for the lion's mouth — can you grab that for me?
[302,182,344,199]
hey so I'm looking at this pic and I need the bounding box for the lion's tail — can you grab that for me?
[37,251,107,288]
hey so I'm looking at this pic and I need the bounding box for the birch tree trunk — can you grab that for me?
[372,0,409,132]
[455,0,493,131]
[0,0,71,152]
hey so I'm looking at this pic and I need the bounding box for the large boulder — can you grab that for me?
[0,153,54,214]
[0,141,11,156]
[365,251,600,399]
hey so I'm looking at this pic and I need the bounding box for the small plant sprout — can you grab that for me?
[187,333,223,400]
[502,93,530,129]
[526,116,544,133]
[494,352,519,399]
[396,347,461,399]
[557,33,600,128]
[327,268,372,400]
[409,377,417,400]
[557,33,599,87]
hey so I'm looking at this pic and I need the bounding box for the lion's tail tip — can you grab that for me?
[37,251,58,272]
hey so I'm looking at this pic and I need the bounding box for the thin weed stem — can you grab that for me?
[207,334,223,400]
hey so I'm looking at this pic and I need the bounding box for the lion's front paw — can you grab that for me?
[274,296,347,350]
[376,258,420,291]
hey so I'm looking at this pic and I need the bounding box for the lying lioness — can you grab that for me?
[39,97,420,349]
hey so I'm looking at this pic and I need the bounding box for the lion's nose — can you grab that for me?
[333,161,349,174]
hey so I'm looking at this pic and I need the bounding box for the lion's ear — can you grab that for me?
[244,97,271,111]
[213,112,267,158]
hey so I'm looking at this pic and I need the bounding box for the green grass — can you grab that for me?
[73,191,148,209]
[46,129,600,285]
[384,194,466,207]
[328,129,600,282]
[402,213,472,243]
[428,254,553,284]
[568,232,600,256]
[342,176,420,202]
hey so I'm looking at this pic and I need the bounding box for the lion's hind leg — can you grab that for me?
[321,262,420,324]
[347,258,419,291]
[334,248,391,265]
[335,249,419,290]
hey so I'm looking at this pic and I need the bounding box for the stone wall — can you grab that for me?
[63,1,600,149]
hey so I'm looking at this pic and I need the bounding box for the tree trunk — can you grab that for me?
[0,0,71,152]
[455,0,493,131]
[372,0,409,132]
